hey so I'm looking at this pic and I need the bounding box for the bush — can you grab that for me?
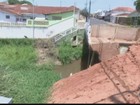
[0,39,34,47]
[58,41,82,64]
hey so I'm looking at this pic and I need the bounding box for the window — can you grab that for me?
[23,19,26,22]
[30,17,35,19]
[45,17,48,20]
[52,16,62,20]
[16,18,19,22]
[6,15,10,19]
[45,15,48,20]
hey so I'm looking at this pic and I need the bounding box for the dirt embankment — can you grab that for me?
[35,39,61,65]
[49,45,140,104]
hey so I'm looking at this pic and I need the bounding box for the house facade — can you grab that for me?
[0,11,17,22]
[128,11,140,25]
[0,3,79,23]
[0,3,81,39]
[105,7,135,23]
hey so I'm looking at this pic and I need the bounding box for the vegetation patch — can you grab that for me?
[57,30,84,65]
[0,39,60,103]
[58,41,83,64]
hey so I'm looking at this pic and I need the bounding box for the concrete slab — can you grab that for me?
[0,96,12,104]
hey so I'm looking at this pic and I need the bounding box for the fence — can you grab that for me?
[0,22,26,27]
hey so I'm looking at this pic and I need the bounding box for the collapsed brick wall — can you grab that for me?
[90,43,119,61]
[49,45,140,104]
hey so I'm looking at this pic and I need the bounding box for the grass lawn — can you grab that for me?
[0,39,60,103]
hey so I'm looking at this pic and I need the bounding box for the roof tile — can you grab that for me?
[112,7,135,12]
[0,4,79,15]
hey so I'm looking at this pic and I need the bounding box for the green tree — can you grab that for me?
[8,0,32,5]
[134,0,140,25]
[80,8,89,21]
[19,0,32,5]
[8,0,19,4]
[134,0,140,12]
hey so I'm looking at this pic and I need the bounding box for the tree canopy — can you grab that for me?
[8,0,32,5]
[80,8,89,18]
[134,0,140,12]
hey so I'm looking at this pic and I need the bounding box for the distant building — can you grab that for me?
[93,10,106,19]
[0,3,79,23]
[129,11,140,25]
[105,7,135,23]
[129,11,140,17]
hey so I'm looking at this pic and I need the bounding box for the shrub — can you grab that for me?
[58,41,82,64]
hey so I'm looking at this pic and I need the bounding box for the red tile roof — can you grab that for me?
[112,7,135,12]
[0,4,79,15]
[0,2,8,6]
[0,6,20,15]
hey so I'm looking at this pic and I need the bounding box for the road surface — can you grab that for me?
[90,18,109,25]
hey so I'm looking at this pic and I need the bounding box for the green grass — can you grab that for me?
[57,29,84,65]
[0,39,60,103]
[58,41,83,65]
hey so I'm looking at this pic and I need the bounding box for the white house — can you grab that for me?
[109,7,135,23]
[0,3,81,39]
[0,3,79,23]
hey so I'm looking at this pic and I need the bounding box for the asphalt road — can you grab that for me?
[90,18,109,25]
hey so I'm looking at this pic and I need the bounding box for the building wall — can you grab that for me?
[48,11,74,20]
[0,11,16,22]
[90,43,119,62]
[0,17,74,38]
[0,11,46,23]
[110,11,131,23]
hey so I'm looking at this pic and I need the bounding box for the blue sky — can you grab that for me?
[1,0,136,12]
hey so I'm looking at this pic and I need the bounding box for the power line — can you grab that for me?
[85,0,88,9]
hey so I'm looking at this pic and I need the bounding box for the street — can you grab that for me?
[90,18,109,25]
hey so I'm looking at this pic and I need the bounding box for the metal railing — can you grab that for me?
[53,27,78,42]
[0,22,26,27]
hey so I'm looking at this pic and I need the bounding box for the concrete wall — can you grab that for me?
[0,11,45,23]
[0,17,74,38]
[90,43,119,62]
[48,11,74,20]
[91,24,139,41]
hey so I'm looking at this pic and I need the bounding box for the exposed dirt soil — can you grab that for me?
[48,45,140,104]
[35,39,61,65]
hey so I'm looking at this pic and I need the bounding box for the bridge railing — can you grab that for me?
[53,27,78,42]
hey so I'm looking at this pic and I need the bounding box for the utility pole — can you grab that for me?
[89,0,91,17]
[73,2,76,27]
[60,0,62,7]
[85,0,88,10]
[88,0,91,24]
[32,0,35,39]
[85,0,88,22]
